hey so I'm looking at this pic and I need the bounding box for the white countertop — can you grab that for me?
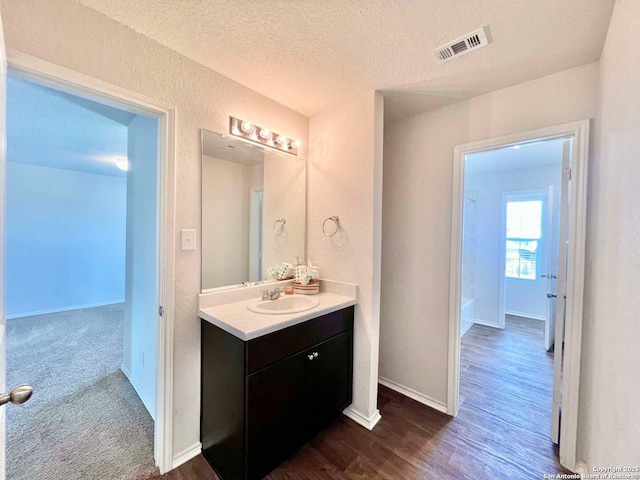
[199,292,357,341]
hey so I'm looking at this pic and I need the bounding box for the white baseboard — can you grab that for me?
[6,299,124,320]
[378,377,448,414]
[473,318,501,328]
[460,320,474,336]
[172,442,202,470]
[342,405,382,430]
[505,310,546,321]
[120,365,155,421]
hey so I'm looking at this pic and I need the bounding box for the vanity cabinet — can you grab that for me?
[201,306,354,480]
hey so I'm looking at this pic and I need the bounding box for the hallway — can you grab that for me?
[160,315,566,479]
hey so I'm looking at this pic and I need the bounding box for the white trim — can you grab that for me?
[6,49,177,475]
[121,365,155,420]
[460,320,474,336]
[378,377,447,414]
[172,442,202,470]
[498,192,507,329]
[0,14,7,480]
[248,185,264,283]
[559,119,590,471]
[504,310,546,322]
[473,318,501,328]
[447,120,590,472]
[6,300,124,320]
[342,406,382,431]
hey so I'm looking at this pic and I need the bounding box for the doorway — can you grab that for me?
[4,72,159,479]
[0,49,177,477]
[447,121,590,472]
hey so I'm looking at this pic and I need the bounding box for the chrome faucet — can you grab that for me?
[261,287,282,301]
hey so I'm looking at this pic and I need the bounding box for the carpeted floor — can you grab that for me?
[5,304,158,480]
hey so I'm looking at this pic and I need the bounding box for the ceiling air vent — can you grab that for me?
[433,26,491,64]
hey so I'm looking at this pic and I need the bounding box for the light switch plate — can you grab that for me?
[181,229,196,251]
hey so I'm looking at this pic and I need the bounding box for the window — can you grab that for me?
[505,199,543,280]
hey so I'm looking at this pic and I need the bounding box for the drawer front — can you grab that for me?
[245,306,354,374]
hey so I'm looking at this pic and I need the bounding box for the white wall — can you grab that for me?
[307,91,384,426]
[123,115,158,419]
[380,62,599,407]
[465,163,561,325]
[579,0,640,469]
[0,0,309,456]
[5,162,126,318]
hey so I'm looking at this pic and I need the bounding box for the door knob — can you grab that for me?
[0,385,33,407]
[547,292,557,298]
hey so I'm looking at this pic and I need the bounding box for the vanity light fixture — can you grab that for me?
[259,128,271,139]
[229,116,300,156]
[240,121,255,134]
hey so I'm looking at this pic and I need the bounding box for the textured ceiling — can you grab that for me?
[465,138,564,175]
[77,0,615,120]
[7,74,131,177]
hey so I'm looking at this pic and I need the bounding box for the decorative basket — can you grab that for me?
[293,280,320,295]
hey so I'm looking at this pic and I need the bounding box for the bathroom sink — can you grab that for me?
[247,295,320,315]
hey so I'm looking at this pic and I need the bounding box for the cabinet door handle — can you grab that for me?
[307,354,315,361]
[313,352,319,358]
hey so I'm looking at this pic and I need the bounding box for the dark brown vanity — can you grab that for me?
[200,306,354,480]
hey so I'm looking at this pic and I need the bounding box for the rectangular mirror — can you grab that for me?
[201,129,306,292]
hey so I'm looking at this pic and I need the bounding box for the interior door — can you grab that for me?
[0,12,7,480]
[543,185,558,351]
[550,139,572,445]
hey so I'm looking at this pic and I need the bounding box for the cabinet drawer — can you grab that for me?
[245,306,354,374]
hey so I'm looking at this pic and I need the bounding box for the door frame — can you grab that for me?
[447,120,590,472]
[249,186,264,282]
[6,49,177,474]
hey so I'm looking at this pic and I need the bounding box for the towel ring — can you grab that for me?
[322,216,340,237]
[273,218,286,236]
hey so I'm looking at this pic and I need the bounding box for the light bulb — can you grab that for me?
[513,145,521,150]
[241,121,254,133]
[115,158,129,171]
[259,128,271,139]
[292,139,301,148]
[276,135,287,146]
